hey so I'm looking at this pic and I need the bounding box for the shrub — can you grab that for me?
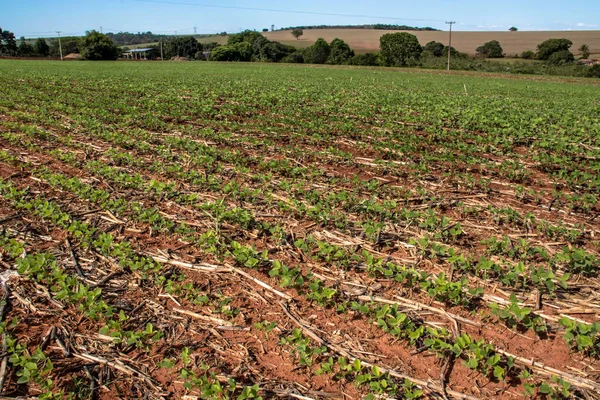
[476,40,504,58]
[423,41,445,57]
[586,64,600,78]
[328,38,354,65]
[521,50,535,59]
[348,52,380,66]
[79,31,120,60]
[379,32,422,67]
[164,36,202,59]
[304,38,330,64]
[281,51,305,63]
[546,50,574,66]
[536,38,573,60]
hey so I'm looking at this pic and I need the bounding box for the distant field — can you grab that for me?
[200,29,600,56]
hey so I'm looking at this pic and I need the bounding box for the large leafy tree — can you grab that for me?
[328,38,354,64]
[536,38,573,61]
[34,38,50,56]
[546,50,574,65]
[303,38,331,64]
[210,42,252,61]
[79,30,120,60]
[164,36,202,59]
[291,28,303,40]
[379,32,422,67]
[0,27,18,55]
[423,41,445,57]
[476,40,504,58]
[259,42,295,62]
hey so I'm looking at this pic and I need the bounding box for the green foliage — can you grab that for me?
[211,42,253,61]
[423,41,445,57]
[0,27,18,55]
[50,37,79,56]
[348,52,380,66]
[79,30,120,60]
[164,36,202,59]
[579,44,590,59]
[259,41,296,62]
[586,64,600,78]
[328,38,355,64]
[536,38,573,60]
[304,38,331,64]
[280,328,327,366]
[228,30,264,46]
[553,247,598,275]
[291,28,304,40]
[547,50,575,66]
[34,38,50,56]
[521,50,535,59]
[18,37,34,56]
[379,32,423,67]
[489,295,547,335]
[476,40,504,58]
[559,317,600,358]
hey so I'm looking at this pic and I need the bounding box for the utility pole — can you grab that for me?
[56,31,63,61]
[446,21,455,71]
[160,40,164,61]
[100,26,103,34]
[194,26,197,35]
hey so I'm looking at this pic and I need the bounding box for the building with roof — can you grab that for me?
[123,48,155,60]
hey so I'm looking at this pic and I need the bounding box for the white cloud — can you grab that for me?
[575,22,598,28]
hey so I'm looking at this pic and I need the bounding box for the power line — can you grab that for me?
[130,0,447,23]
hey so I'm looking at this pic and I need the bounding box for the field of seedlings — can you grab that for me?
[0,59,600,400]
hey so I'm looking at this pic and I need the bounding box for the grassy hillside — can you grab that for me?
[202,29,600,56]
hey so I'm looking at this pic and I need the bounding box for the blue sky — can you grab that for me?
[4,0,600,38]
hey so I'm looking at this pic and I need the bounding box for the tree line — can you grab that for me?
[2,26,598,78]
[279,24,439,31]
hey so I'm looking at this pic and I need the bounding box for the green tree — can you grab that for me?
[281,51,305,63]
[546,50,574,65]
[423,41,445,57]
[476,40,504,58]
[586,64,600,78]
[50,37,79,56]
[259,41,295,62]
[304,38,331,64]
[328,38,354,64]
[536,38,573,60]
[579,44,590,59]
[509,27,518,32]
[164,36,202,59]
[18,37,34,56]
[228,30,264,45]
[0,27,18,55]
[291,28,304,40]
[348,52,379,66]
[210,42,252,61]
[34,38,50,56]
[521,50,535,59]
[79,30,120,60]
[379,32,422,67]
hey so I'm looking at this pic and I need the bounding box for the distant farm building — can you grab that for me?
[123,48,154,60]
